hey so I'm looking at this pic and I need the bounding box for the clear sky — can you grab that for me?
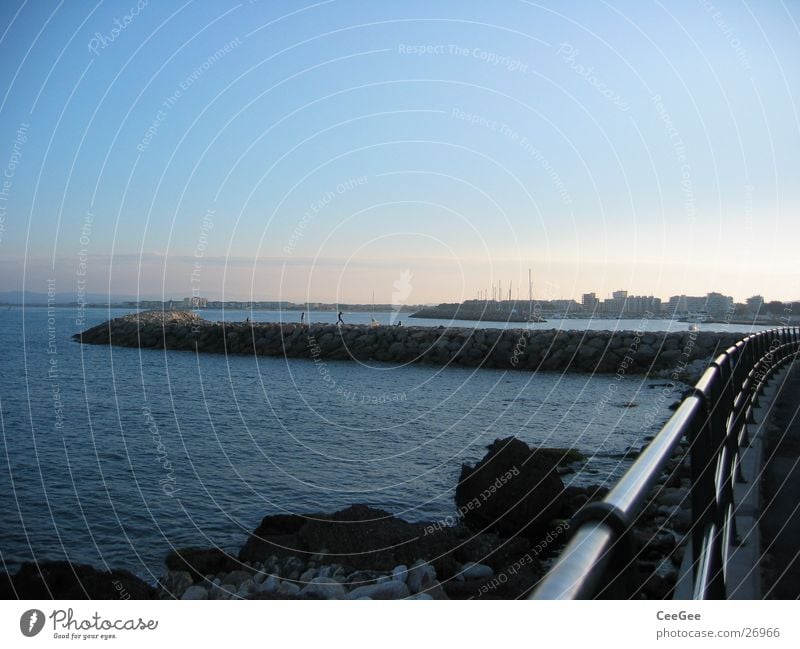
[0,0,798,304]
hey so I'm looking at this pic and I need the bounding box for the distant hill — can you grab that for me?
[0,291,140,304]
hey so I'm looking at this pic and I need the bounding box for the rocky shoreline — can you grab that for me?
[1,436,694,600]
[73,310,741,380]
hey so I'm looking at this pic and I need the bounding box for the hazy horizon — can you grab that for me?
[1,1,798,304]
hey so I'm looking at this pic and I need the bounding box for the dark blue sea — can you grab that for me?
[0,306,763,583]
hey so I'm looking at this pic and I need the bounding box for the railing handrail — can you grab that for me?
[531,326,799,599]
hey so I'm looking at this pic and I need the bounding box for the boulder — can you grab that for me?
[347,580,411,600]
[159,570,193,598]
[453,531,531,571]
[165,547,240,581]
[406,560,436,594]
[238,514,308,563]
[297,505,425,571]
[455,437,566,539]
[458,562,494,581]
[392,564,408,582]
[181,585,208,600]
[277,580,301,597]
[241,504,464,572]
[301,577,347,600]
[255,574,280,595]
[0,561,156,599]
[221,569,252,588]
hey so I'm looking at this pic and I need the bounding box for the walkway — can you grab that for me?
[759,362,800,599]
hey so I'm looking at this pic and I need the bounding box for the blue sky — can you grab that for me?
[0,0,798,303]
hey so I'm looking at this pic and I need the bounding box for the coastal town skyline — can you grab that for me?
[5,285,794,316]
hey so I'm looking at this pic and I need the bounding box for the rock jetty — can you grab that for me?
[74,310,742,379]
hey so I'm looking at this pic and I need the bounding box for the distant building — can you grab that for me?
[666,294,707,316]
[602,293,660,317]
[704,292,734,319]
[550,299,580,314]
[746,295,764,313]
[666,293,733,319]
[582,292,599,312]
[183,296,208,308]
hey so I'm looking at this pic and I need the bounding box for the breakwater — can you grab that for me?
[73,310,743,378]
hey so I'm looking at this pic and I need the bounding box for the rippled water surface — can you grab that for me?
[0,306,760,581]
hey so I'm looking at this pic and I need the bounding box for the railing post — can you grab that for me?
[689,390,714,584]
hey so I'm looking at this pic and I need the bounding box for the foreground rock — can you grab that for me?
[0,562,156,599]
[0,432,693,600]
[74,310,741,377]
[240,504,469,577]
[455,437,569,540]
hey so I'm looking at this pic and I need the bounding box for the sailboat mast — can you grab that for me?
[528,267,533,320]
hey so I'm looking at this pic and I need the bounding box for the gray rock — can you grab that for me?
[344,570,381,588]
[181,585,208,600]
[239,578,255,594]
[347,580,411,600]
[392,564,408,583]
[657,488,688,507]
[406,560,437,594]
[223,569,252,588]
[459,562,494,581]
[425,580,449,600]
[256,574,280,594]
[217,583,238,599]
[161,570,193,599]
[277,581,301,597]
[301,577,347,600]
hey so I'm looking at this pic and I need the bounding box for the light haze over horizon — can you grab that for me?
[0,1,798,304]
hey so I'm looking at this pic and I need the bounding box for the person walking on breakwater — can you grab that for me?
[300,312,305,325]
[337,311,344,325]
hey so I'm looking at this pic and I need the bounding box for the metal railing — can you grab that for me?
[531,326,800,599]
